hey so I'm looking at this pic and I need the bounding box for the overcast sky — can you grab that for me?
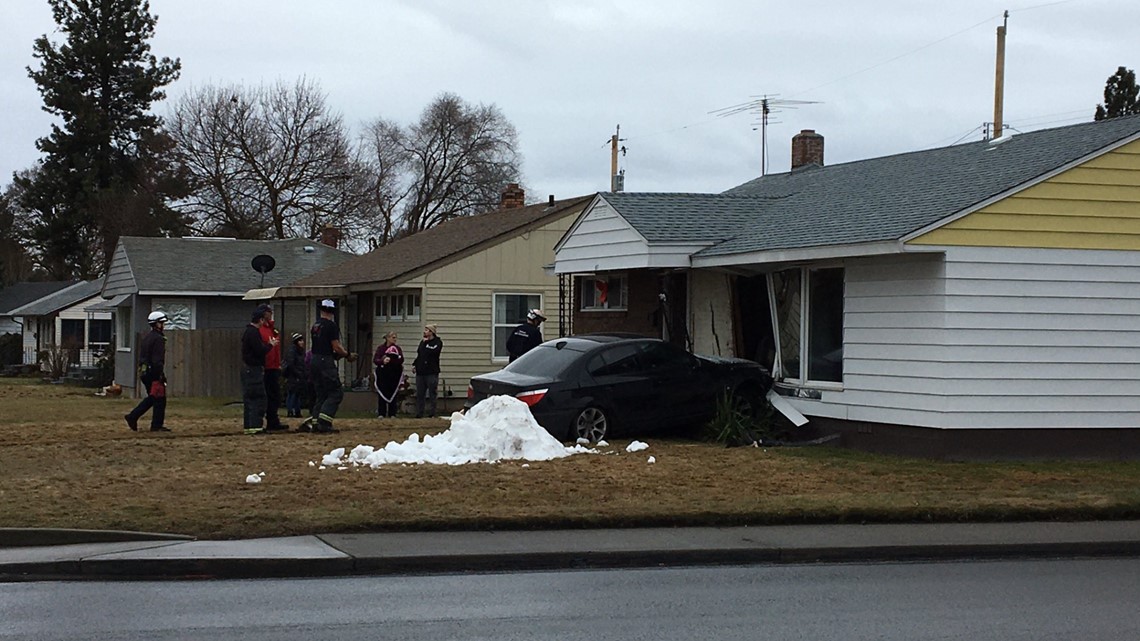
[2,0,1137,203]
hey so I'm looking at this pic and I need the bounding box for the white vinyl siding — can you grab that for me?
[789,253,949,422]
[798,246,1140,430]
[555,199,708,273]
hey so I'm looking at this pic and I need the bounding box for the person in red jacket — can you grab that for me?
[257,305,288,431]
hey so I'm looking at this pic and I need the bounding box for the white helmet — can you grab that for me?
[147,311,168,325]
[526,309,546,322]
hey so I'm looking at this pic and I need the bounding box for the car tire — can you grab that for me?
[572,406,609,443]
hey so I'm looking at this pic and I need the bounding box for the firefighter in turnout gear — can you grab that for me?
[125,311,170,432]
[506,308,545,362]
[300,299,357,434]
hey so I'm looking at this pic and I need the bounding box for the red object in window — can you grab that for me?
[595,279,608,304]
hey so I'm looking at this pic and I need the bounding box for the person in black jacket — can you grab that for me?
[241,305,278,435]
[282,333,307,418]
[301,299,357,434]
[373,331,404,418]
[411,324,443,418]
[505,309,545,362]
[125,311,170,432]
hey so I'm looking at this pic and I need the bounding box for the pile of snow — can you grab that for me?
[626,440,649,453]
[245,472,265,484]
[322,395,594,468]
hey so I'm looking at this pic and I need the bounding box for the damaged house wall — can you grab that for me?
[688,270,735,357]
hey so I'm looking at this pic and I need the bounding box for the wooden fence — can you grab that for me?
[164,329,245,398]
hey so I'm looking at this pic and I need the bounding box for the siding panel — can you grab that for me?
[910,139,1140,250]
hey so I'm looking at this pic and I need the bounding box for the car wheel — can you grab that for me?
[572,406,609,443]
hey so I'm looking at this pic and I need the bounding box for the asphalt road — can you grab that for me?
[3,559,1139,640]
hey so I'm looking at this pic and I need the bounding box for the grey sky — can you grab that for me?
[2,0,1137,203]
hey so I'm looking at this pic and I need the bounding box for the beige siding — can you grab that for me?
[911,139,1140,249]
[414,217,571,391]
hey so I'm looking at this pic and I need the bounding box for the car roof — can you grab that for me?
[565,333,656,344]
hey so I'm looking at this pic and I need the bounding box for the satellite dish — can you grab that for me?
[251,254,276,287]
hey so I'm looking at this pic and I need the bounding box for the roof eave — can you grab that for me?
[691,240,931,269]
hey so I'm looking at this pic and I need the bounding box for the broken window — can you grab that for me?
[771,269,802,380]
[769,266,844,385]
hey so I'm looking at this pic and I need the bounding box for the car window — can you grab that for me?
[587,343,643,377]
[638,341,695,370]
[503,343,586,377]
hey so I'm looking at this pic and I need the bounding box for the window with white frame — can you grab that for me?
[375,290,422,322]
[581,274,628,310]
[770,266,844,384]
[493,293,541,359]
[152,299,195,330]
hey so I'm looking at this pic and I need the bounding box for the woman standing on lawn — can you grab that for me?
[373,331,404,417]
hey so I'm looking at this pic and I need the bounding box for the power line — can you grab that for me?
[786,13,1005,100]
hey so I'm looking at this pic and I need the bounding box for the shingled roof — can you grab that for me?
[108,237,354,295]
[294,196,593,288]
[8,280,102,316]
[0,281,76,316]
[595,114,1140,259]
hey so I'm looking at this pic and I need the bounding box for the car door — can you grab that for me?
[636,341,704,429]
[583,342,656,434]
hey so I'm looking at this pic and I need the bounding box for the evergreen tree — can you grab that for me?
[1095,66,1140,121]
[19,0,181,278]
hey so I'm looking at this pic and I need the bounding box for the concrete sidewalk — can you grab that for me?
[3,521,1140,581]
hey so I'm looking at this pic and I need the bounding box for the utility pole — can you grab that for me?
[992,10,1009,140]
[610,124,625,192]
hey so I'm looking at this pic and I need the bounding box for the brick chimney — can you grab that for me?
[500,183,525,210]
[791,129,824,170]
[319,225,343,249]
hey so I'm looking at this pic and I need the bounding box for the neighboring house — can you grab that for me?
[98,237,353,396]
[0,281,75,336]
[7,280,109,368]
[263,190,592,404]
[554,115,1140,459]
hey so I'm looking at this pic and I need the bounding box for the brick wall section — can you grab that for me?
[572,270,661,337]
[500,183,525,210]
[791,129,824,169]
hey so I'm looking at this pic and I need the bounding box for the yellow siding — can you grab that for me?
[405,217,572,392]
[910,139,1140,249]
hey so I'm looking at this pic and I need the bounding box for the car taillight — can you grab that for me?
[466,385,474,399]
[515,388,548,407]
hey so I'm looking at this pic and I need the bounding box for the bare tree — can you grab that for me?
[169,78,375,243]
[360,93,522,240]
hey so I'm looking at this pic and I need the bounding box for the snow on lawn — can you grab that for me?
[320,395,597,468]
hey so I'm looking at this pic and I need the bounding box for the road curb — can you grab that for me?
[0,528,194,548]
[4,541,1140,581]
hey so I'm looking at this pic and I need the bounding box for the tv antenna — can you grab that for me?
[711,95,820,176]
[251,254,276,288]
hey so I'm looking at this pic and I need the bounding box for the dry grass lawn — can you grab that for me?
[3,379,1140,540]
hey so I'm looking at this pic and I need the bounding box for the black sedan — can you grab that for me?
[466,335,773,442]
